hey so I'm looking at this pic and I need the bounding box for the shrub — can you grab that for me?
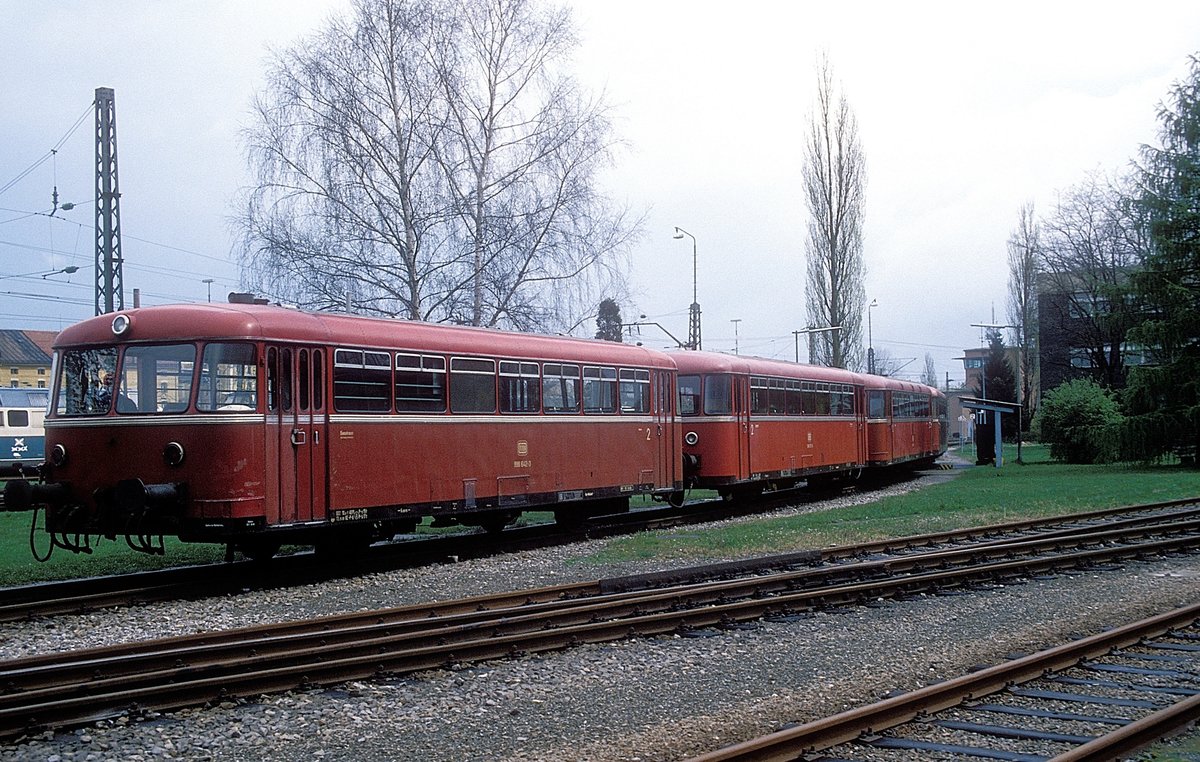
[1035,379,1123,464]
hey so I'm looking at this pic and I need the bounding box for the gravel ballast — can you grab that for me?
[2,478,1198,761]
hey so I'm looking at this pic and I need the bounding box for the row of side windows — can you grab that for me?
[677,374,856,417]
[892,392,932,419]
[332,349,653,415]
[748,377,855,417]
[868,390,936,419]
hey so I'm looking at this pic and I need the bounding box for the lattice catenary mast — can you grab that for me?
[94,87,124,315]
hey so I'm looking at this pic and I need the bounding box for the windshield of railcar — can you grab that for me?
[703,374,732,414]
[55,347,117,416]
[678,375,701,416]
[55,344,198,416]
[677,374,733,416]
[197,343,259,411]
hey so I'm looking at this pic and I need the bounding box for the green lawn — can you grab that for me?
[576,443,1200,565]
[4,444,1200,586]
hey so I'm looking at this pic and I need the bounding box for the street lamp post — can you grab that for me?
[203,278,215,303]
[672,227,700,350]
[867,299,878,375]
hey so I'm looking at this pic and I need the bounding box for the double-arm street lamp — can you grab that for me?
[672,226,700,350]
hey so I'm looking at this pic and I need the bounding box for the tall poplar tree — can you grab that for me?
[802,55,867,369]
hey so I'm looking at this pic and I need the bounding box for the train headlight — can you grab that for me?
[111,313,132,336]
[163,441,186,467]
[684,431,699,446]
[50,443,68,467]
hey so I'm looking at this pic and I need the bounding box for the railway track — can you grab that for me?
[690,603,1200,762]
[0,488,793,622]
[1,486,1196,623]
[2,506,1200,741]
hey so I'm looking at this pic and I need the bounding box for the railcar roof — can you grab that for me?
[53,304,676,368]
[669,350,864,384]
[671,350,943,396]
[868,374,940,396]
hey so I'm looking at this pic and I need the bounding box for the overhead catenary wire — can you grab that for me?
[0,103,93,197]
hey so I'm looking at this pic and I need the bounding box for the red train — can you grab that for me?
[3,302,945,560]
[674,352,946,498]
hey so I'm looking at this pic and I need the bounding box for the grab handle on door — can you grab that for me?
[290,429,307,446]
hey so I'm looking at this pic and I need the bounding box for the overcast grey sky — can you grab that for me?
[3,1,1197,384]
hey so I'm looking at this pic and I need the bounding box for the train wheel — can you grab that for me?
[554,508,587,530]
[239,538,282,562]
[476,511,518,534]
[315,531,371,561]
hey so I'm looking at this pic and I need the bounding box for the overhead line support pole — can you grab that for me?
[95,87,124,315]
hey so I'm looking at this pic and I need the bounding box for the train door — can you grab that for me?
[654,370,677,488]
[268,346,327,525]
[735,375,751,479]
[855,386,868,466]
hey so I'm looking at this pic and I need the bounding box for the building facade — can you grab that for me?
[0,330,54,389]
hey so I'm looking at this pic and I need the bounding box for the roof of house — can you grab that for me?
[22,330,56,357]
[0,330,53,366]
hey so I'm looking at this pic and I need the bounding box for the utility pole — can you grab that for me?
[95,87,124,315]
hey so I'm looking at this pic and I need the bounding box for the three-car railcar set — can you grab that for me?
[3,303,946,560]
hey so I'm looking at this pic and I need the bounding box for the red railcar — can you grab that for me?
[673,351,947,496]
[4,303,681,558]
[673,352,867,496]
[864,375,948,468]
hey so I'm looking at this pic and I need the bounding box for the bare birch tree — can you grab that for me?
[1006,201,1040,427]
[802,55,867,369]
[237,0,634,332]
[432,0,634,330]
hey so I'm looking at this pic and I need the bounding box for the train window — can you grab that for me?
[677,375,701,416]
[267,348,278,411]
[121,344,196,414]
[299,350,310,412]
[450,358,496,413]
[768,378,786,415]
[499,361,541,414]
[395,353,446,413]
[868,390,886,419]
[703,374,732,415]
[801,381,831,416]
[197,343,258,412]
[313,350,324,411]
[280,348,294,411]
[832,384,855,416]
[750,377,770,415]
[582,366,617,414]
[333,348,392,412]
[618,369,650,413]
[7,410,29,427]
[785,380,802,415]
[542,364,580,414]
[55,347,117,416]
